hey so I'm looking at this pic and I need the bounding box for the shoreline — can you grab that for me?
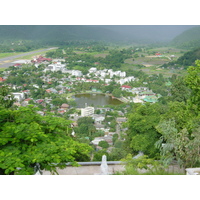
[67,91,127,103]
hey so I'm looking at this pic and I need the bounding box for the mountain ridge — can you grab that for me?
[0,25,198,45]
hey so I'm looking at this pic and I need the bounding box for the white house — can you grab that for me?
[12,92,25,102]
[45,62,66,72]
[71,70,82,77]
[89,67,97,73]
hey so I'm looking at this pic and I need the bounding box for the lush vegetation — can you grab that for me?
[162,48,200,69]
[171,26,200,49]
[1,36,200,175]
[0,87,92,175]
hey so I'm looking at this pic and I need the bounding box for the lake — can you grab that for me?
[73,93,123,108]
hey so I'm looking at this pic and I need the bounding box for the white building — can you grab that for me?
[119,71,126,77]
[81,106,95,117]
[105,79,112,84]
[71,70,82,77]
[62,69,82,77]
[45,62,66,72]
[12,92,25,102]
[117,76,136,85]
[89,67,97,73]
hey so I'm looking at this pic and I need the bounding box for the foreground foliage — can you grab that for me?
[115,154,184,175]
[0,106,92,175]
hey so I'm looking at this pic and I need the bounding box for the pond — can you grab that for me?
[73,93,123,108]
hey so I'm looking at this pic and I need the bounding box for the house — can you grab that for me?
[81,106,94,117]
[116,117,127,124]
[132,96,144,103]
[121,85,132,91]
[91,137,105,146]
[32,56,52,63]
[0,77,6,82]
[155,53,162,56]
[36,99,44,104]
[85,79,99,83]
[46,88,58,93]
[139,90,155,97]
[93,114,105,124]
[57,109,66,114]
[89,67,97,73]
[60,103,70,110]
[12,92,25,102]
[143,95,158,103]
[13,102,21,107]
[71,70,82,77]
[45,62,66,72]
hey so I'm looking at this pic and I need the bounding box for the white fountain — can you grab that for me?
[100,155,109,175]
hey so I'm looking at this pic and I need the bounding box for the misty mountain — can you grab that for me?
[0,25,122,42]
[0,25,197,45]
[100,25,197,43]
[171,26,200,49]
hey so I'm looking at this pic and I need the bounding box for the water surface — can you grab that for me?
[73,93,122,108]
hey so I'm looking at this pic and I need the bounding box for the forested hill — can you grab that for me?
[171,26,200,49]
[0,25,197,45]
[0,25,123,44]
[162,48,200,69]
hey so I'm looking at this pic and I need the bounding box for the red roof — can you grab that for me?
[121,85,131,88]
[0,77,6,82]
[37,99,44,103]
[24,98,31,101]
[32,56,52,63]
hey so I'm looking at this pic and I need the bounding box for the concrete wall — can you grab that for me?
[41,162,184,175]
[42,164,125,175]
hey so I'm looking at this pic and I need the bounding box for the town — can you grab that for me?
[1,36,200,176]
[0,47,165,161]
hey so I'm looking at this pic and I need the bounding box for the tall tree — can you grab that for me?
[124,103,162,158]
[0,86,16,108]
[155,119,200,168]
[0,106,92,175]
[185,59,200,111]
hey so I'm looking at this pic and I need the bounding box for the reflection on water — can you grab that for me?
[73,93,122,108]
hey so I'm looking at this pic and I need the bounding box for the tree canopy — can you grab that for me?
[0,105,92,175]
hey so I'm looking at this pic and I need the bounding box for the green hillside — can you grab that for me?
[171,26,200,49]
[162,48,200,69]
[0,25,122,44]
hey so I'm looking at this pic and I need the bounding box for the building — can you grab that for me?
[0,77,6,82]
[12,92,25,102]
[81,106,95,117]
[89,67,97,73]
[71,70,82,77]
[121,85,132,91]
[45,62,66,72]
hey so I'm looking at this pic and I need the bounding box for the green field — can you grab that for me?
[0,52,23,59]
[74,50,109,58]
[0,67,6,71]
[122,46,188,77]
[0,48,56,60]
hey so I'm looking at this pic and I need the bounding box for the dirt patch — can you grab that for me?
[94,53,108,58]
[143,64,153,67]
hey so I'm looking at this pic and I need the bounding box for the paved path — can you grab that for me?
[0,47,58,68]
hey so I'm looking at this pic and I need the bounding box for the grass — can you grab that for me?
[0,67,6,71]
[19,49,56,60]
[0,52,24,59]
[74,50,109,58]
[0,48,56,60]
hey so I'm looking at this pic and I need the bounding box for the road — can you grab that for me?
[0,47,58,68]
